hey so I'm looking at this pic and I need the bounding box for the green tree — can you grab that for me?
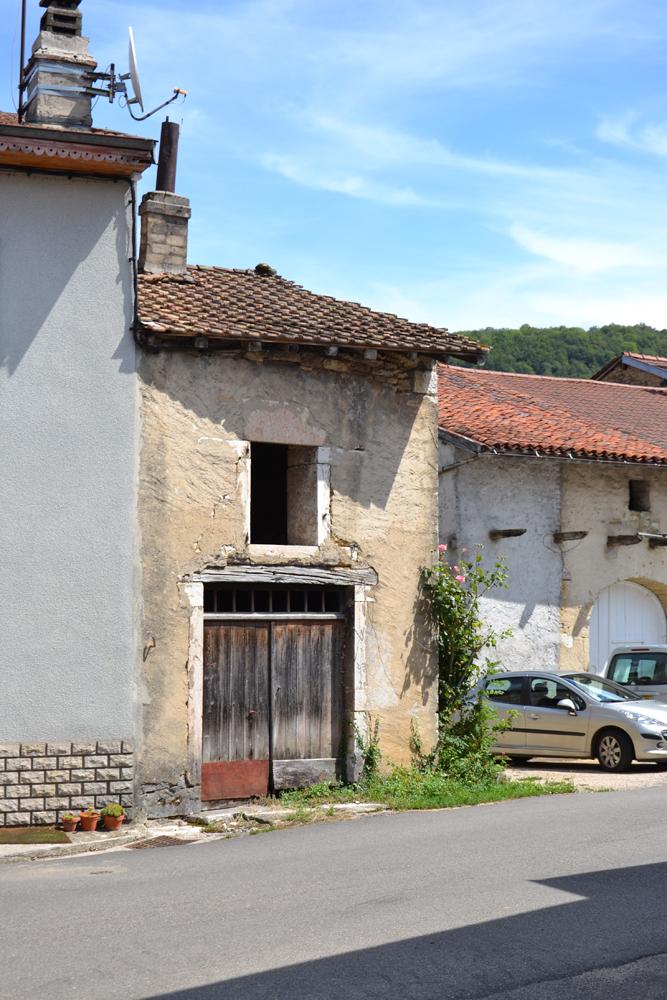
[451,323,667,379]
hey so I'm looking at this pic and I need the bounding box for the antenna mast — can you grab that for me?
[17,0,27,123]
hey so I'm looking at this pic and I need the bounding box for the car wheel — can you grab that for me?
[596,730,634,772]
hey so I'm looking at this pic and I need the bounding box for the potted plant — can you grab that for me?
[100,803,125,831]
[61,812,78,833]
[79,807,100,832]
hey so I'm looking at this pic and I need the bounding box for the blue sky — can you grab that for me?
[3,0,667,331]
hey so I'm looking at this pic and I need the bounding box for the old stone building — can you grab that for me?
[437,366,667,677]
[0,1,487,825]
[592,352,667,387]
[132,226,485,815]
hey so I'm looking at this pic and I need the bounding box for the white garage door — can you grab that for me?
[589,581,666,673]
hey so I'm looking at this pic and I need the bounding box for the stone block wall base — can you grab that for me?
[0,741,135,826]
[140,775,200,819]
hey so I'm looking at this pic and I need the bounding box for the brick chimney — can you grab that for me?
[138,120,191,275]
[24,1,96,129]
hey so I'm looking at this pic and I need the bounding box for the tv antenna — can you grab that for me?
[86,27,187,121]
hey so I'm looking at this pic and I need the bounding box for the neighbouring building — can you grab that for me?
[437,366,667,677]
[592,352,667,388]
[0,4,155,828]
[0,2,487,825]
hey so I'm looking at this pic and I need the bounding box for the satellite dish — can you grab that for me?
[128,28,144,112]
[88,27,185,120]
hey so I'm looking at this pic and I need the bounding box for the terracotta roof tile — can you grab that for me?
[137,266,486,358]
[624,353,667,370]
[438,366,667,464]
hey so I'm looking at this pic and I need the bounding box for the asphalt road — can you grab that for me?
[3,788,667,999]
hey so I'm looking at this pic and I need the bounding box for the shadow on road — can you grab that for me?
[142,861,667,999]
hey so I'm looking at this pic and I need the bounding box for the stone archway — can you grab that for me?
[589,581,667,674]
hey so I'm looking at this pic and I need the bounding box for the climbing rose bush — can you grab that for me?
[419,545,514,778]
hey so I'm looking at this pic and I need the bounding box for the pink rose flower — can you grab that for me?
[456,574,466,583]
[438,544,447,551]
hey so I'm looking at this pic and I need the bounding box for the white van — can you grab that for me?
[604,646,667,703]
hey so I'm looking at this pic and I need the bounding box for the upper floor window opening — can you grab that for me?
[250,442,321,545]
[629,479,650,512]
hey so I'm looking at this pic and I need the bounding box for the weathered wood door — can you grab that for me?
[202,622,271,799]
[272,621,343,790]
[202,618,344,800]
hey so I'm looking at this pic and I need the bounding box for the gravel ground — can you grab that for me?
[508,757,667,790]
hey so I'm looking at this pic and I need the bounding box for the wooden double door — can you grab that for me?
[202,619,344,799]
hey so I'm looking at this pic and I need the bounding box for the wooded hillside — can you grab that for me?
[453,323,667,378]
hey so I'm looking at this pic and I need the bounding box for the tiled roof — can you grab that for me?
[137,266,487,359]
[437,366,667,464]
[592,352,667,380]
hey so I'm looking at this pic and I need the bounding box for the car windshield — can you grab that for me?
[608,652,667,686]
[565,674,639,703]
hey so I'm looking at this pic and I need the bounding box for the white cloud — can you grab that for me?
[597,114,667,157]
[295,116,569,179]
[261,153,430,205]
[509,225,660,273]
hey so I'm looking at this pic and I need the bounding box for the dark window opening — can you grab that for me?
[324,591,340,612]
[254,590,270,612]
[272,591,288,612]
[250,443,288,544]
[235,590,252,613]
[217,590,234,612]
[629,479,650,512]
[307,591,323,612]
[289,590,305,612]
[203,585,345,615]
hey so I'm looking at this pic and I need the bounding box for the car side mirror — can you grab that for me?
[557,698,577,715]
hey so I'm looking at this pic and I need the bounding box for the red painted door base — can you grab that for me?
[201,760,269,800]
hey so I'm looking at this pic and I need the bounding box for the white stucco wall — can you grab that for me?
[0,171,136,740]
[559,463,667,671]
[439,445,667,674]
[439,444,562,672]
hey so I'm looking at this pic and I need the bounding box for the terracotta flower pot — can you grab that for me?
[102,815,124,832]
[61,818,78,833]
[79,813,100,832]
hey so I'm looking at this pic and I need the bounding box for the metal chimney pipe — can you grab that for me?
[155,118,180,193]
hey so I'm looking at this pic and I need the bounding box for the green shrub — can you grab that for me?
[422,545,514,778]
[100,803,125,817]
[355,718,382,780]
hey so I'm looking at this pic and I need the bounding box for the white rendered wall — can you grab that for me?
[439,446,562,672]
[0,171,136,741]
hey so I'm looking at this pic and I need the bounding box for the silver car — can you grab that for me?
[484,670,667,772]
[604,645,667,703]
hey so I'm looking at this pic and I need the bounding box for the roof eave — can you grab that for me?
[437,426,667,466]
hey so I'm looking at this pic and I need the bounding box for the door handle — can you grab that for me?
[528,713,541,719]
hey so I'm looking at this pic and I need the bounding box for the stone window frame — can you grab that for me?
[231,440,332,552]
